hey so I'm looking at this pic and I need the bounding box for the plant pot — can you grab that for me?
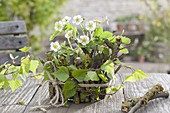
[49,79,110,104]
[117,23,125,31]
[137,55,145,63]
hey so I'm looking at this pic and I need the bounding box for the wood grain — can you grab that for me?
[123,73,170,113]
[1,73,170,113]
[0,52,29,65]
[0,21,27,35]
[0,36,28,50]
[24,82,69,113]
[0,75,42,113]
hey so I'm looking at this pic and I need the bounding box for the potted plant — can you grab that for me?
[40,15,149,107]
[0,15,149,111]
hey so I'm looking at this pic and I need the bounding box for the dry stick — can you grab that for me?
[129,91,169,113]
[78,83,114,87]
[121,84,169,113]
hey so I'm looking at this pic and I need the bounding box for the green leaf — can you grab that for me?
[125,69,149,82]
[94,27,103,37]
[101,60,114,78]
[120,47,129,54]
[67,65,77,71]
[72,69,87,82]
[18,101,25,105]
[20,57,30,76]
[106,87,111,94]
[44,71,50,80]
[108,36,116,43]
[121,36,131,44]
[99,31,112,39]
[84,71,99,81]
[65,24,73,30]
[9,79,22,92]
[49,30,59,41]
[30,60,39,74]
[98,74,108,82]
[53,66,69,82]
[19,46,31,52]
[63,80,76,99]
[111,85,124,92]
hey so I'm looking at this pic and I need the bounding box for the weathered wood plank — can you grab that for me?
[0,21,27,35]
[0,75,42,113]
[0,36,28,50]
[0,52,29,65]
[24,82,69,113]
[123,73,170,113]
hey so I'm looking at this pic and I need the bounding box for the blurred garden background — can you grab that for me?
[0,0,170,73]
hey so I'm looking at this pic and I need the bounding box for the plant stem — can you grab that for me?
[67,38,73,50]
[80,24,85,35]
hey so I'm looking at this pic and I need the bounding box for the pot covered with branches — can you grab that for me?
[38,15,149,108]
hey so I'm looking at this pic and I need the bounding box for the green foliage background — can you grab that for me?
[140,0,170,62]
[0,0,65,52]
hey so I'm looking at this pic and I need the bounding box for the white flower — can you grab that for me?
[72,15,83,25]
[50,41,60,52]
[65,30,73,38]
[62,16,71,24]
[54,21,63,32]
[77,35,90,45]
[86,21,96,31]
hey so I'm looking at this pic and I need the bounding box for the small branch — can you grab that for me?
[115,65,122,74]
[121,84,169,113]
[129,91,169,113]
[78,83,114,88]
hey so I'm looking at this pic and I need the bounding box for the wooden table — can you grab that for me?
[0,73,170,113]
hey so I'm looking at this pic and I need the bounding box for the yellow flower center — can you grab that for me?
[53,45,58,49]
[65,19,68,22]
[57,24,61,28]
[82,37,87,42]
[88,23,93,28]
[68,33,71,37]
[76,18,79,22]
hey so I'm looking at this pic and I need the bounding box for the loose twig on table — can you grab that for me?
[121,84,169,113]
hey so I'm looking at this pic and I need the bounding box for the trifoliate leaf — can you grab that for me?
[125,69,149,82]
[53,66,69,82]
